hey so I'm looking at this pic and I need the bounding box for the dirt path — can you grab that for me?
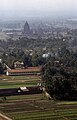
[0,113,12,120]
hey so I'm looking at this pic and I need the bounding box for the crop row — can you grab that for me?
[0,94,77,120]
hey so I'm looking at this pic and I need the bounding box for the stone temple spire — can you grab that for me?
[23,21,31,35]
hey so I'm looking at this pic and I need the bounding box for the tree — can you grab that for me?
[22,54,32,67]
[41,61,77,100]
[32,52,46,66]
[0,63,4,74]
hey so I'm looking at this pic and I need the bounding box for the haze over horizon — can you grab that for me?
[0,0,77,20]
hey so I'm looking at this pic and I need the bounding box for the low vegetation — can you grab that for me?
[0,75,41,89]
[0,94,77,120]
[0,75,77,119]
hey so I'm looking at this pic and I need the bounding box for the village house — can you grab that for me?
[6,67,41,76]
[14,61,24,69]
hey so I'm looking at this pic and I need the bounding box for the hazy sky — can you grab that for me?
[0,0,77,19]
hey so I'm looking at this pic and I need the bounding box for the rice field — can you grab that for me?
[0,75,41,89]
[0,75,77,120]
[0,94,77,120]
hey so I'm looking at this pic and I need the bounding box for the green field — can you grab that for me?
[0,94,77,120]
[0,75,41,89]
[0,75,77,120]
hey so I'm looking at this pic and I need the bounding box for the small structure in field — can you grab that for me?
[20,87,29,91]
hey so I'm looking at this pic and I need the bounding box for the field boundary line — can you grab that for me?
[0,113,12,120]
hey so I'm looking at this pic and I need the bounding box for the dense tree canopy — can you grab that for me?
[41,61,77,100]
[0,62,5,74]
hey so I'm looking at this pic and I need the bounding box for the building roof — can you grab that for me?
[14,61,23,65]
[7,67,41,73]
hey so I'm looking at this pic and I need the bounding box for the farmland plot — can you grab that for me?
[0,75,77,120]
[0,75,41,89]
[0,94,77,120]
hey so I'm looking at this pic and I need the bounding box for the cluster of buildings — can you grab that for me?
[6,61,41,76]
